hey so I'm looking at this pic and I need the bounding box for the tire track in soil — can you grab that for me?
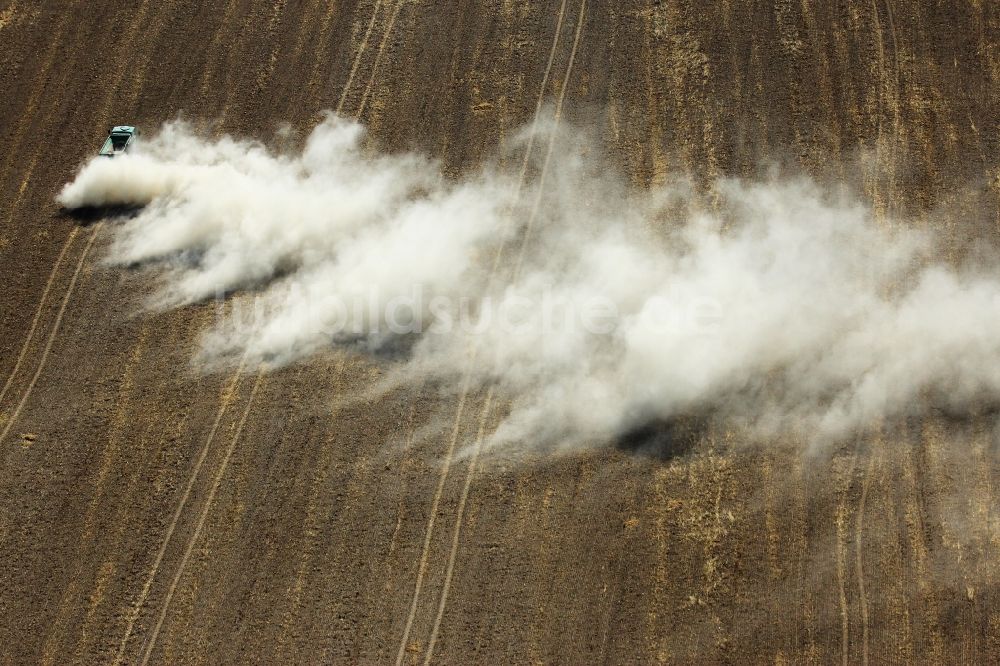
[1,0,159,457]
[391,0,570,652]
[241,2,406,656]
[333,0,385,116]
[857,2,900,657]
[0,228,79,410]
[488,0,569,272]
[107,2,301,656]
[138,371,266,666]
[393,373,473,665]
[290,2,524,656]
[397,1,587,661]
[833,8,902,661]
[395,14,570,665]
[119,0,403,655]
[0,227,99,450]
[352,0,409,122]
[834,453,856,666]
[854,450,877,666]
[868,0,901,219]
[421,387,495,664]
[466,5,572,659]
[200,367,304,662]
[426,0,587,640]
[111,356,250,666]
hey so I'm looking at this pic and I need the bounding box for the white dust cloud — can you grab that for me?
[58,115,1000,452]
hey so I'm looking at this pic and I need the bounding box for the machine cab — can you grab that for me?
[99,125,138,157]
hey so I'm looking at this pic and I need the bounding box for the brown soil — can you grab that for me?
[1,0,998,663]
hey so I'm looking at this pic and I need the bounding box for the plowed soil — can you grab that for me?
[1,1,999,663]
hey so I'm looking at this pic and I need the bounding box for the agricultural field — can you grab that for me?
[0,1,998,663]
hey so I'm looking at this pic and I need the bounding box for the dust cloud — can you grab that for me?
[59,115,1000,452]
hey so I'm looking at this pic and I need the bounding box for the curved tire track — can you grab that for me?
[353,0,408,121]
[0,227,99,449]
[2,0,156,450]
[112,357,249,666]
[422,387,494,664]
[118,0,405,658]
[393,375,471,666]
[333,0,385,116]
[0,228,79,409]
[138,371,265,666]
[394,1,586,660]
[422,4,587,656]
[855,451,877,666]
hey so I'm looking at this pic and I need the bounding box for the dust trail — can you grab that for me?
[59,116,1000,453]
